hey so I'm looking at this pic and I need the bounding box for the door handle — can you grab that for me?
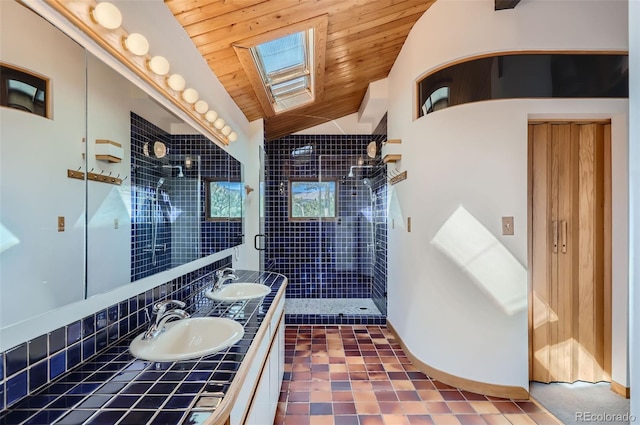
[561,220,567,254]
[552,220,558,254]
[254,234,266,251]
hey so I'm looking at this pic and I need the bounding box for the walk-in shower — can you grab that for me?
[286,149,386,323]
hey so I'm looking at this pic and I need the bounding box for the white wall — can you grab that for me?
[387,0,628,391]
[629,0,639,419]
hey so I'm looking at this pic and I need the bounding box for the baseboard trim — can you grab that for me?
[610,380,630,398]
[386,320,530,400]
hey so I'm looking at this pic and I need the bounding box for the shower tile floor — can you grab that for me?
[275,325,561,425]
[286,299,382,315]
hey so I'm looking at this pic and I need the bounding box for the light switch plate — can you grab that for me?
[502,216,514,235]
[58,216,65,232]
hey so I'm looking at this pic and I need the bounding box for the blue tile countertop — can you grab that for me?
[0,270,287,425]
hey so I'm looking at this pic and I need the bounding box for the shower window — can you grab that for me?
[205,179,244,221]
[289,179,337,220]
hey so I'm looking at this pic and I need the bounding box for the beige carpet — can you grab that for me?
[530,381,632,424]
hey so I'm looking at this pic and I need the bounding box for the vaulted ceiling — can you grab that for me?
[166,0,436,141]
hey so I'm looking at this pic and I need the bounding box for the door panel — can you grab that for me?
[530,122,610,384]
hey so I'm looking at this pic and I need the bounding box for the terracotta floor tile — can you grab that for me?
[334,416,359,425]
[332,392,354,402]
[333,402,357,415]
[418,390,445,401]
[407,415,435,425]
[375,391,399,402]
[431,414,463,425]
[285,415,310,425]
[493,402,524,415]
[359,415,385,425]
[456,415,488,425]
[481,415,512,425]
[425,401,453,414]
[382,414,412,425]
[379,401,404,414]
[502,414,538,425]
[447,401,476,414]
[310,402,333,415]
[288,392,310,402]
[356,401,382,415]
[353,391,378,403]
[391,380,416,391]
[397,390,421,401]
[286,402,310,415]
[309,416,334,425]
[276,326,560,425]
[469,402,501,414]
[402,401,429,415]
[514,402,544,414]
[310,392,333,403]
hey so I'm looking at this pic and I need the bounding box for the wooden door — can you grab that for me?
[530,122,611,384]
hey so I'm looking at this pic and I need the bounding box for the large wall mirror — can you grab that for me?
[0,1,244,328]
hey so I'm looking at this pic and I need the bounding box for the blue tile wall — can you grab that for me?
[265,133,388,321]
[0,257,231,412]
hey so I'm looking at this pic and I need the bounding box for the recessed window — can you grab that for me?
[421,86,449,116]
[0,64,49,118]
[233,15,328,117]
[205,179,244,221]
[289,180,337,220]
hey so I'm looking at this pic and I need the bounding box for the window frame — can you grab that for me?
[288,178,338,221]
[204,178,244,222]
[0,63,50,118]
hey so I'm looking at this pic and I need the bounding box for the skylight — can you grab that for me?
[251,30,314,113]
[233,14,328,117]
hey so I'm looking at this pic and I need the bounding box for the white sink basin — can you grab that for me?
[129,317,244,362]
[205,282,271,302]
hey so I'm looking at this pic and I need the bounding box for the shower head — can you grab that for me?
[156,178,165,188]
[348,170,354,178]
[161,164,184,177]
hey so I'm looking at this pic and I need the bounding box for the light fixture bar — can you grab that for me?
[41,0,235,146]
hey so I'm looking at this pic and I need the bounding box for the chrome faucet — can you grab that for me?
[143,300,190,340]
[212,268,238,291]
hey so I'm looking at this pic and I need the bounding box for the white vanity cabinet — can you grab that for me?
[229,297,285,425]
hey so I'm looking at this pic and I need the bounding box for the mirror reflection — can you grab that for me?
[1,1,245,327]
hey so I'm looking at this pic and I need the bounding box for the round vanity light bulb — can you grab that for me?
[194,100,208,115]
[221,125,232,136]
[228,132,238,142]
[166,74,186,92]
[124,33,149,56]
[182,88,198,104]
[213,118,225,130]
[205,110,218,123]
[148,56,170,76]
[91,2,122,30]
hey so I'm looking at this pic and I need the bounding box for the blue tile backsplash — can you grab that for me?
[0,256,232,414]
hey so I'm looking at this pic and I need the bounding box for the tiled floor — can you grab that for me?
[275,325,560,425]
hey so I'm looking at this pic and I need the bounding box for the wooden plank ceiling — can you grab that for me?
[166,0,436,141]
